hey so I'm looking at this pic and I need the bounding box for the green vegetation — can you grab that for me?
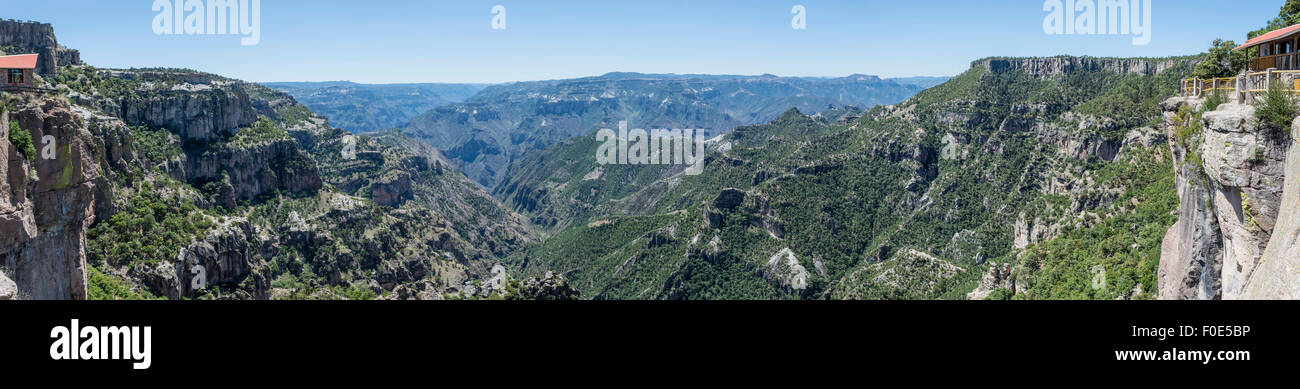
[984,288,1015,300]
[226,118,290,147]
[1250,146,1267,164]
[1203,89,1227,113]
[1173,106,1204,167]
[7,121,35,160]
[343,285,377,300]
[46,66,143,98]
[130,125,182,163]
[1256,81,1299,132]
[274,104,314,126]
[1006,147,1176,299]
[1069,60,1197,135]
[87,266,159,300]
[1192,39,1248,79]
[47,65,219,99]
[503,276,582,300]
[86,179,217,267]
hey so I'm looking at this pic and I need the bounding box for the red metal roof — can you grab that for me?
[0,54,38,69]
[1237,24,1300,50]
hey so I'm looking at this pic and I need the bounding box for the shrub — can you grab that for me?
[1173,106,1201,148]
[8,121,35,159]
[87,267,157,300]
[1255,81,1299,132]
[1173,106,1206,168]
[984,288,1015,300]
[1203,90,1227,112]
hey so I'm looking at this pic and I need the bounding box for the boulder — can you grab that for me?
[764,247,809,291]
[0,270,16,300]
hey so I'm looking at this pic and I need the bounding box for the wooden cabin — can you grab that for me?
[0,54,38,89]
[1238,24,1300,71]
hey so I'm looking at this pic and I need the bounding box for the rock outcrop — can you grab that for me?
[505,271,581,300]
[166,138,323,204]
[713,188,746,209]
[370,170,413,208]
[1,97,99,300]
[128,218,272,300]
[0,19,82,74]
[1159,97,1293,299]
[967,262,1019,300]
[763,247,809,292]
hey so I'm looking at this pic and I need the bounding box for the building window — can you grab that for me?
[7,69,23,84]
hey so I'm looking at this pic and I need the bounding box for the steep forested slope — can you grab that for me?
[504,56,1196,300]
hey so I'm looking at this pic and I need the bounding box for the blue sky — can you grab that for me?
[0,0,1285,83]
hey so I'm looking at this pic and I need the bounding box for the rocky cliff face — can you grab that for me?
[134,218,273,300]
[1,96,100,300]
[167,138,323,206]
[1242,117,1300,299]
[0,19,82,74]
[1158,97,1295,299]
[976,57,1192,79]
[72,71,259,143]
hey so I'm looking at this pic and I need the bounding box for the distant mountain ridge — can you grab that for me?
[264,82,489,133]
[402,72,929,189]
[887,76,953,89]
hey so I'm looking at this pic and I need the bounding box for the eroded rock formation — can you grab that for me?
[1,97,100,300]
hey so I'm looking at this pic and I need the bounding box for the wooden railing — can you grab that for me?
[1250,53,1299,71]
[1182,70,1300,101]
[1181,77,1237,97]
[1243,70,1300,93]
